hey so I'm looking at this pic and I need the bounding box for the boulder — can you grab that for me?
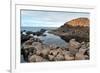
[81,41,85,44]
[56,48,63,54]
[21,34,30,44]
[54,53,64,61]
[78,48,87,55]
[34,37,42,43]
[48,54,55,61]
[68,39,81,55]
[69,39,81,49]
[40,29,46,33]
[84,55,89,60]
[24,38,34,45]
[26,31,34,35]
[80,44,87,49]
[36,49,42,55]
[28,55,44,62]
[40,48,50,57]
[22,47,36,62]
[64,54,74,60]
[49,49,58,56]
[62,50,71,56]
[75,52,86,60]
[32,42,43,50]
[75,45,89,60]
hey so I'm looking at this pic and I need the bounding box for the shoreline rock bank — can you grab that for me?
[21,34,89,62]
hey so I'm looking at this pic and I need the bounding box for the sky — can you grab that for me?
[21,10,89,27]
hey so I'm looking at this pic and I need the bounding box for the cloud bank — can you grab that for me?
[21,10,89,27]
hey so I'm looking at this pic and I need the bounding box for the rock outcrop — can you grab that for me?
[28,55,45,62]
[68,39,81,55]
[50,17,89,42]
[64,17,89,27]
[21,36,89,62]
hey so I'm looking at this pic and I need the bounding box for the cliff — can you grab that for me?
[50,17,89,42]
[63,17,89,27]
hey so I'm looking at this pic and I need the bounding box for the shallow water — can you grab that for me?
[21,27,68,48]
[39,31,67,48]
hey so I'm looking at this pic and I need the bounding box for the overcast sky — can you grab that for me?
[21,10,89,27]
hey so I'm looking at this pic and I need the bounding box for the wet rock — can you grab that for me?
[29,34,34,37]
[21,34,30,44]
[68,39,81,55]
[40,29,46,33]
[42,34,47,36]
[24,38,34,45]
[28,55,44,62]
[34,37,42,43]
[21,30,27,35]
[26,31,34,35]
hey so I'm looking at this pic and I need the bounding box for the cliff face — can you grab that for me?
[51,17,90,42]
[63,18,89,27]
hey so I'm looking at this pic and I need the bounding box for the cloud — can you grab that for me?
[21,10,89,27]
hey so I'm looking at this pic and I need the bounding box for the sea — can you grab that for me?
[21,27,68,48]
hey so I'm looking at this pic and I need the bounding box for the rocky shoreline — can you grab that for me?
[49,18,89,43]
[21,17,90,63]
[21,30,89,63]
[49,24,89,43]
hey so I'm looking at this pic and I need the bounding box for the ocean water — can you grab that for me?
[21,27,68,48]
[21,27,56,32]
